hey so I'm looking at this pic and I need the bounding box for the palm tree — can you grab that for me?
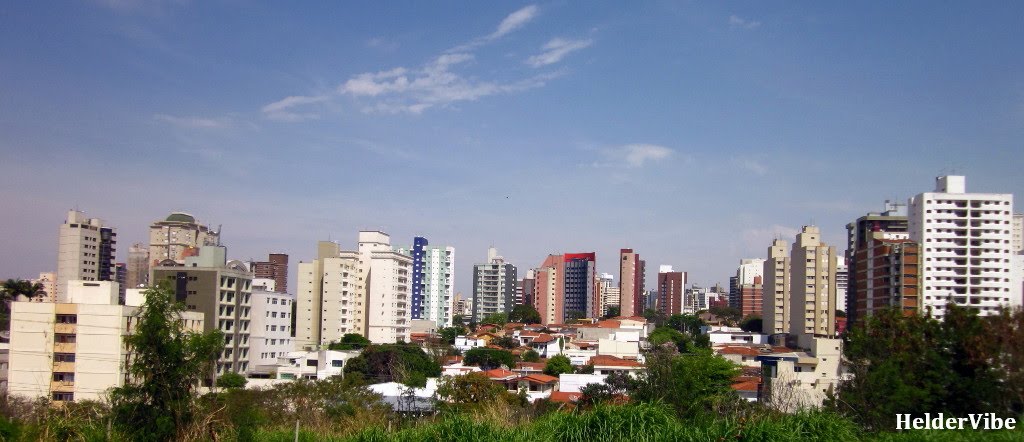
[1,278,44,331]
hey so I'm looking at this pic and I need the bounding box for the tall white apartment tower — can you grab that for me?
[56,210,117,301]
[909,176,1018,318]
[789,226,838,344]
[762,239,790,335]
[360,231,413,344]
[395,237,455,328]
[295,241,360,349]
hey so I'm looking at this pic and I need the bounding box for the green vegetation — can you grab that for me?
[543,355,572,377]
[343,343,441,385]
[217,372,248,389]
[464,348,515,370]
[1,278,44,330]
[509,304,542,324]
[739,314,762,332]
[439,326,465,344]
[480,312,508,326]
[521,349,541,362]
[328,333,372,350]
[109,282,224,441]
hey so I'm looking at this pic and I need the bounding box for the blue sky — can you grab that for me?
[2,1,1023,296]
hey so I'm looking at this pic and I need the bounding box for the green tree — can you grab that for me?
[628,347,740,417]
[328,333,371,350]
[602,305,621,319]
[109,283,224,442]
[565,310,586,322]
[509,304,542,324]
[492,335,519,349]
[543,354,573,376]
[464,348,515,370]
[1,279,44,331]
[439,326,465,344]
[480,312,508,326]
[666,314,704,335]
[648,327,692,353]
[521,349,541,362]
[216,372,248,389]
[708,306,742,324]
[437,372,511,406]
[643,309,667,327]
[343,343,441,384]
[739,315,762,333]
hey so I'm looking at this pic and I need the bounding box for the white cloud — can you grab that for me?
[154,114,231,128]
[260,95,329,121]
[733,157,768,175]
[526,38,593,67]
[593,144,674,168]
[729,15,761,30]
[491,5,539,39]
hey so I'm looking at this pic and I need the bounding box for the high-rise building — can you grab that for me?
[249,289,296,374]
[148,212,219,266]
[295,232,412,346]
[762,239,790,335]
[125,243,149,289]
[1013,213,1024,253]
[564,253,596,320]
[517,270,536,307]
[534,255,564,325]
[618,249,645,317]
[452,294,469,320]
[151,245,254,376]
[114,263,126,303]
[789,226,838,343]
[56,210,117,301]
[731,259,765,309]
[656,266,686,315]
[29,272,56,303]
[597,273,618,316]
[909,175,1019,317]
[397,237,455,327]
[295,241,360,349]
[251,253,289,293]
[471,247,516,323]
[835,260,848,314]
[738,276,763,318]
[851,231,921,321]
[845,201,909,324]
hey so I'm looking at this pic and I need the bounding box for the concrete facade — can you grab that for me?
[148,212,219,266]
[789,226,837,342]
[249,290,296,373]
[618,249,645,317]
[56,210,116,301]
[763,239,790,335]
[471,247,516,322]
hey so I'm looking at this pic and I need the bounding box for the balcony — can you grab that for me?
[54,342,76,353]
[54,323,76,334]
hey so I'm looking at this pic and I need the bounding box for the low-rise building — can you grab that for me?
[757,337,843,411]
[274,350,360,381]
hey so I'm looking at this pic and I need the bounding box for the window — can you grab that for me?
[55,333,76,343]
[55,314,77,324]
[53,372,75,383]
[54,353,76,363]
[52,392,74,401]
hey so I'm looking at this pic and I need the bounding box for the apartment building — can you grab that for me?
[151,245,253,377]
[534,255,564,325]
[656,266,686,316]
[851,231,921,321]
[845,201,909,324]
[148,212,219,266]
[597,273,618,317]
[56,210,117,301]
[126,243,149,290]
[762,239,790,335]
[618,249,645,317]
[397,237,455,327]
[249,289,296,373]
[6,285,203,404]
[563,253,596,320]
[471,247,516,322]
[909,176,1019,317]
[789,226,838,346]
[29,272,56,303]
[250,253,289,293]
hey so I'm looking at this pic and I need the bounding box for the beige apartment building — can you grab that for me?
[6,286,203,404]
[789,226,838,346]
[762,239,790,335]
[29,272,56,303]
[56,210,117,301]
[148,212,220,265]
[296,231,412,347]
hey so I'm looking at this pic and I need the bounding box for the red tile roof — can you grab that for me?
[588,355,643,368]
[717,346,762,356]
[521,373,558,384]
[549,391,583,403]
[483,369,518,380]
[532,334,557,344]
[515,362,546,372]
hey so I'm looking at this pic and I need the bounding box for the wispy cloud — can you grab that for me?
[262,5,571,118]
[733,157,768,175]
[526,38,593,67]
[154,114,231,128]
[593,144,675,168]
[450,5,540,52]
[729,15,761,30]
[261,95,329,121]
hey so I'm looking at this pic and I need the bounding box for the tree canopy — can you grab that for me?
[509,304,542,324]
[328,333,372,350]
[342,343,441,385]
[480,312,508,326]
[739,315,762,333]
[543,354,573,377]
[464,348,515,370]
[109,283,224,441]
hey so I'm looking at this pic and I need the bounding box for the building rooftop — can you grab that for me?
[164,212,196,223]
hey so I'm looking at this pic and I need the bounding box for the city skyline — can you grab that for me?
[3,2,1024,296]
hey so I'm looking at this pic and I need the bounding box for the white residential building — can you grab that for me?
[763,239,791,335]
[249,290,296,373]
[760,337,843,411]
[274,350,359,381]
[909,176,1019,317]
[363,232,414,344]
[296,241,361,349]
[6,297,203,404]
[29,272,56,303]
[789,226,837,346]
[597,273,619,316]
[471,247,517,322]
